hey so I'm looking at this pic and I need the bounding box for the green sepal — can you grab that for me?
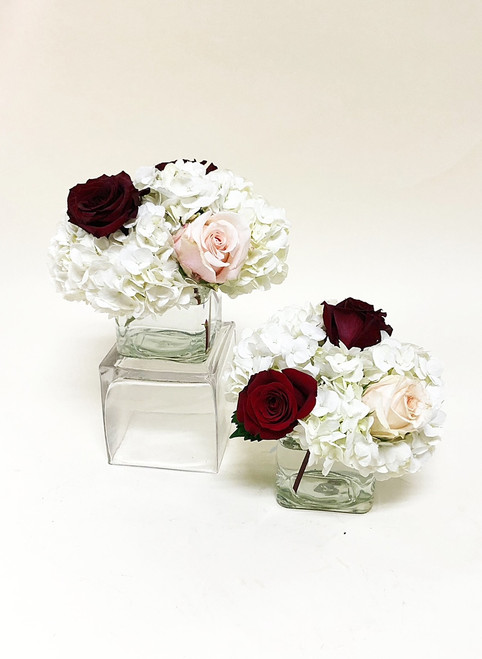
[230,411,263,442]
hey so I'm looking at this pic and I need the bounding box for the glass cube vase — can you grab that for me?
[115,288,221,361]
[276,437,375,513]
[99,292,235,473]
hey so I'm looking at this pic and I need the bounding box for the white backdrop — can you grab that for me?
[1,1,481,657]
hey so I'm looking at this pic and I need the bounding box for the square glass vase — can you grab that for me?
[276,437,375,513]
[99,292,235,473]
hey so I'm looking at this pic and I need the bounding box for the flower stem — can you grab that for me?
[204,320,209,351]
[293,450,310,493]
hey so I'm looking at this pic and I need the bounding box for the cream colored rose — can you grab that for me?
[173,211,250,284]
[362,375,431,440]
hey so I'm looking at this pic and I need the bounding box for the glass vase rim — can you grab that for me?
[115,288,219,327]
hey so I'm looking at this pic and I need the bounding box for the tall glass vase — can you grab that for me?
[99,291,235,473]
[276,437,375,513]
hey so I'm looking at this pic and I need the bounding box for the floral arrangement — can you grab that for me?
[49,159,289,318]
[229,298,444,482]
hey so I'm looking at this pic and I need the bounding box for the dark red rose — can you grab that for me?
[67,172,143,238]
[322,297,393,349]
[155,159,218,174]
[235,369,317,440]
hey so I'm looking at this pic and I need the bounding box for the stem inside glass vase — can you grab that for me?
[293,449,310,493]
[276,438,376,513]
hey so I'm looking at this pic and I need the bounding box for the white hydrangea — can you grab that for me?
[228,304,445,480]
[49,160,290,318]
[133,161,290,298]
[228,303,325,395]
[49,202,196,318]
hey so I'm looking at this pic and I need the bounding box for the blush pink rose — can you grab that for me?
[173,211,250,284]
[362,375,431,440]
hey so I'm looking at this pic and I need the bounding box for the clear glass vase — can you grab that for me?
[115,289,221,362]
[276,437,375,513]
[99,291,235,473]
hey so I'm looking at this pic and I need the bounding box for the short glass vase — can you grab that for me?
[99,291,235,473]
[115,288,221,362]
[276,437,375,513]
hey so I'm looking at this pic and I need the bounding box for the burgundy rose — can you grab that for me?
[235,369,317,440]
[67,172,143,238]
[155,159,218,174]
[322,297,393,349]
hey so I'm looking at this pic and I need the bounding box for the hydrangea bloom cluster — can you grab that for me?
[49,160,289,318]
[229,303,444,480]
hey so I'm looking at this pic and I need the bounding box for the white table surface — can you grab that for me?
[1,2,481,657]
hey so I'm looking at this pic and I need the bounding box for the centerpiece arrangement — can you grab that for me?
[49,159,289,356]
[229,298,444,512]
[49,159,290,472]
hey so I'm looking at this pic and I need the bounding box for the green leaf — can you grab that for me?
[230,411,263,442]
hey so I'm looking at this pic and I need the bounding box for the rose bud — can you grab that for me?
[156,159,218,173]
[235,368,317,440]
[362,375,431,440]
[174,211,251,284]
[67,172,143,238]
[322,297,393,349]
